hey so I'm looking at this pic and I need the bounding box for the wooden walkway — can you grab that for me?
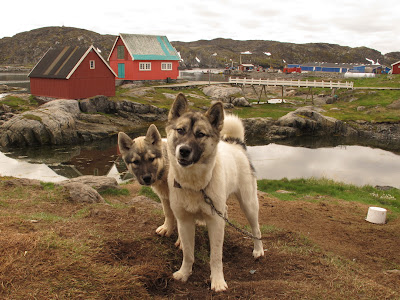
[228,77,354,89]
[228,77,355,104]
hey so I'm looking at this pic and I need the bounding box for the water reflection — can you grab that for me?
[1,139,399,188]
[248,144,400,188]
[0,152,67,182]
[0,72,30,92]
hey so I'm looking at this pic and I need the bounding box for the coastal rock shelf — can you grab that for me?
[0,96,167,148]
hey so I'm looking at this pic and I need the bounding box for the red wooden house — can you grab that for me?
[391,61,400,74]
[29,45,117,99]
[108,34,180,81]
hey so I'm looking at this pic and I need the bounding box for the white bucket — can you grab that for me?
[366,207,387,224]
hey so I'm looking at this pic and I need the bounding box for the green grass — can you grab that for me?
[41,182,55,190]
[324,90,400,122]
[351,75,400,88]
[0,95,39,112]
[257,178,400,213]
[139,186,160,202]
[99,188,129,196]
[27,212,64,222]
[1,96,27,108]
[112,87,210,111]
[22,114,42,122]
[233,102,297,119]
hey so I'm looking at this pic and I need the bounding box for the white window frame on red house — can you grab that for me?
[139,62,152,71]
[90,60,95,69]
[161,62,172,70]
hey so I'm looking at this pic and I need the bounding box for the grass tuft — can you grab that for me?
[139,186,160,203]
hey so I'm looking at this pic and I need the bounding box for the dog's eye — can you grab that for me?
[149,157,155,163]
[133,160,140,165]
[196,131,206,138]
[177,128,185,135]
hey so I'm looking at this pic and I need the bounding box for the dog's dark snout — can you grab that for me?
[142,174,152,185]
[179,145,192,158]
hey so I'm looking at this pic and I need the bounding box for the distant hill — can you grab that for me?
[0,27,116,66]
[173,38,400,69]
[1,26,400,69]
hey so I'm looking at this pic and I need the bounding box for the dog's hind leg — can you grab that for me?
[206,215,228,292]
[173,215,195,282]
[236,184,265,258]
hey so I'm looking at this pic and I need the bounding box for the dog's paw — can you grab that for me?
[174,237,182,250]
[155,224,173,237]
[253,248,265,259]
[173,270,191,282]
[211,278,228,292]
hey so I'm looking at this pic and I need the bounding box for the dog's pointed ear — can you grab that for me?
[206,102,224,132]
[145,124,162,146]
[118,132,133,156]
[168,93,188,121]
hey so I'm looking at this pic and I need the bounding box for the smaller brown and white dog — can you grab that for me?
[118,125,176,239]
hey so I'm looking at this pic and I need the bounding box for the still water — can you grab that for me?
[0,72,30,92]
[0,136,399,188]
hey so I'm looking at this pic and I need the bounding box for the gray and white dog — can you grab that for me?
[166,93,264,292]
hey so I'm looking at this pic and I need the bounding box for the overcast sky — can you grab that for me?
[1,0,399,54]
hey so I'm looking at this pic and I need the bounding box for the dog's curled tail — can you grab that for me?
[220,114,245,143]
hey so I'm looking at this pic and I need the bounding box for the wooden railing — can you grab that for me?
[229,77,354,89]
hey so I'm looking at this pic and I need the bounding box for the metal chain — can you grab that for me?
[200,189,263,241]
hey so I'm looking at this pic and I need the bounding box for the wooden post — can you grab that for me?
[311,87,314,105]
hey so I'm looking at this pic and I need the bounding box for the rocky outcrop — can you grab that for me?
[202,85,249,106]
[277,106,357,137]
[0,96,167,148]
[0,99,80,147]
[243,106,358,142]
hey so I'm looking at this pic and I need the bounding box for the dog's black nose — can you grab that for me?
[142,174,152,185]
[179,145,192,158]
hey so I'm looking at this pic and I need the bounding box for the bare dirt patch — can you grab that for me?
[0,181,399,299]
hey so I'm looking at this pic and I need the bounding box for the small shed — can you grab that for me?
[108,33,181,81]
[239,64,254,71]
[29,45,116,99]
[391,61,400,74]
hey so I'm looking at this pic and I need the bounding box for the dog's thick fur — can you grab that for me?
[166,94,264,292]
[118,125,176,237]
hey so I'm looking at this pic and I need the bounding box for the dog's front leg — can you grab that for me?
[206,216,228,292]
[173,215,195,282]
[156,196,176,237]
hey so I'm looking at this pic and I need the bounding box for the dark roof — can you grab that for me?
[29,45,116,79]
[29,46,88,79]
[108,34,181,61]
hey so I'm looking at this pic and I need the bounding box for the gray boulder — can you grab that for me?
[62,182,105,203]
[0,99,80,147]
[387,99,400,110]
[232,97,251,107]
[79,95,111,113]
[202,85,243,102]
[62,175,119,193]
